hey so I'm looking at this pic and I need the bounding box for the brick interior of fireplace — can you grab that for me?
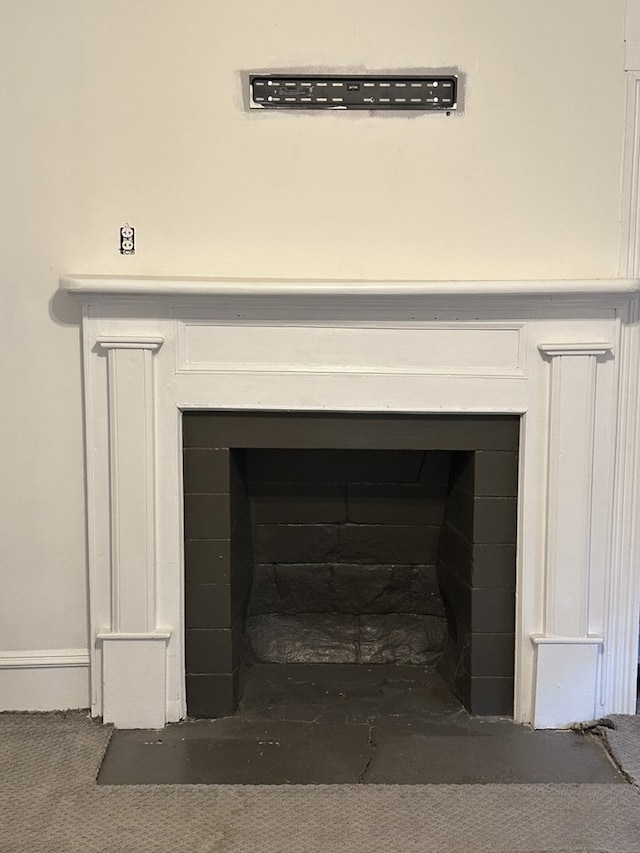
[182,413,518,718]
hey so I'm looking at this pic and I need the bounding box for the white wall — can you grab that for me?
[0,0,628,707]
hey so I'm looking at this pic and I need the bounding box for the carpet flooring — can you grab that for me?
[599,714,640,785]
[2,712,640,852]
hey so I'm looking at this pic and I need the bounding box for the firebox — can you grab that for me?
[182,412,518,718]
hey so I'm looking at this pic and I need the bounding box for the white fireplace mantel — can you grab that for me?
[62,275,640,729]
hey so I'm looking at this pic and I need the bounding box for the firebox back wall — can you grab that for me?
[244,448,451,667]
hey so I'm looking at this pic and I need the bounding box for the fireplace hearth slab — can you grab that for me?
[363,727,624,785]
[97,665,624,785]
[99,718,372,785]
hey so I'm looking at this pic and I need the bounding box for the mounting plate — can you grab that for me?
[249,74,458,111]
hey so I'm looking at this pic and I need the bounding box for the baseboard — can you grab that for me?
[0,648,90,711]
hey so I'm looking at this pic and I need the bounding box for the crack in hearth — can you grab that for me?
[358,718,377,783]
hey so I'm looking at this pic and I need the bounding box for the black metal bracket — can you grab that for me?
[249,74,458,111]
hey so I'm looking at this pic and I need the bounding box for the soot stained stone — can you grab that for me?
[247,564,446,619]
[253,523,441,565]
[327,564,445,617]
[358,614,447,665]
[271,564,334,614]
[247,613,359,664]
[246,612,447,665]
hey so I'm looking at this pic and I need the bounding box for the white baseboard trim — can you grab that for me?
[0,648,90,669]
[0,648,90,711]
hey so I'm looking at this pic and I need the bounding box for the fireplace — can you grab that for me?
[61,276,640,729]
[182,412,519,718]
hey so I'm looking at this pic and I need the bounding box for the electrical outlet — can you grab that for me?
[120,224,135,254]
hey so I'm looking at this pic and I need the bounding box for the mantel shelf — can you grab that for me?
[60,275,640,300]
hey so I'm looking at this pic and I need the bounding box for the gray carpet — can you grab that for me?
[1,712,640,853]
[599,714,640,786]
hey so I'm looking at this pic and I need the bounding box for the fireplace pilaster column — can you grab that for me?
[96,336,170,729]
[531,343,612,728]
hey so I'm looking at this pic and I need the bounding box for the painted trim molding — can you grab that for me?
[0,648,90,669]
[620,73,640,277]
[0,649,90,712]
[603,294,640,714]
[62,276,640,298]
[531,635,604,645]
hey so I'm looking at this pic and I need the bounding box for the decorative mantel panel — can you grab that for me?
[61,276,640,729]
[95,336,169,729]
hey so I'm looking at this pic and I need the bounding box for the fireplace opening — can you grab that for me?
[245,448,449,670]
[183,412,518,720]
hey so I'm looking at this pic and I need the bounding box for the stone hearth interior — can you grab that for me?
[245,448,450,669]
[182,412,518,719]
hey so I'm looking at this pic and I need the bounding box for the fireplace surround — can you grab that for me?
[61,276,640,729]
